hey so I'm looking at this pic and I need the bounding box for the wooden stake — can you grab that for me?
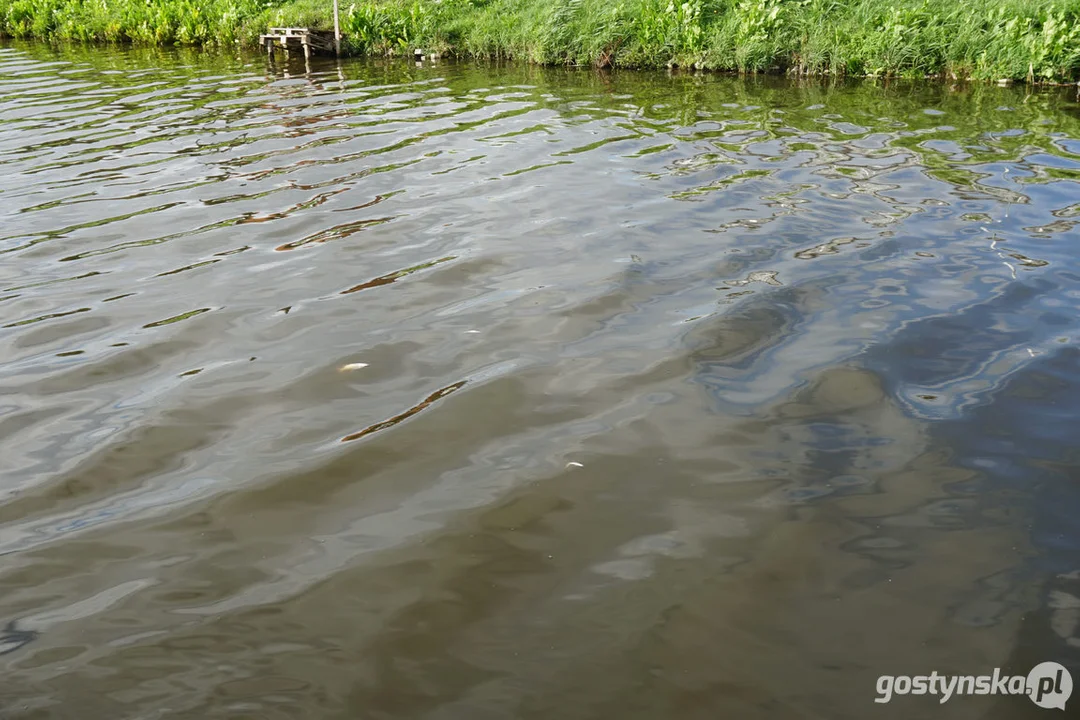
[333,0,341,57]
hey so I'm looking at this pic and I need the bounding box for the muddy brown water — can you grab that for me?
[2,42,1080,719]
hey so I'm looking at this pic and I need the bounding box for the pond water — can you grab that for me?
[2,42,1080,719]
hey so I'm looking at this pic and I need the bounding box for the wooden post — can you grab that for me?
[333,0,341,57]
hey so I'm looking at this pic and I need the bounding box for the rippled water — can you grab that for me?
[2,41,1080,719]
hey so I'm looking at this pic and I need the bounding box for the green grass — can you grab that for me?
[3,0,1080,82]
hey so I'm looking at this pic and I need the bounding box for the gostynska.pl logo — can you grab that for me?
[875,662,1072,710]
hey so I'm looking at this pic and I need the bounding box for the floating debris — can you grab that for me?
[342,381,466,443]
[0,621,38,656]
[724,270,782,288]
[339,362,369,371]
[566,461,583,468]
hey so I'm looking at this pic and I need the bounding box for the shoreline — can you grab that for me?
[2,0,1080,84]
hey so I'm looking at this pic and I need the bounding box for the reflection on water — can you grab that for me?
[1,41,1079,719]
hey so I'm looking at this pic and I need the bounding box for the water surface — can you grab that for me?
[2,42,1080,719]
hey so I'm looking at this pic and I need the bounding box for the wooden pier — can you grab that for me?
[260,27,338,60]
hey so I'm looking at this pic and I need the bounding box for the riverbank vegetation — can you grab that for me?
[2,0,1079,82]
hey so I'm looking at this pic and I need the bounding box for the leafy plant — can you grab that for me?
[2,0,1079,82]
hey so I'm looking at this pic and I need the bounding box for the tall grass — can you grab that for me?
[0,0,283,44]
[3,0,1080,82]
[0,0,347,45]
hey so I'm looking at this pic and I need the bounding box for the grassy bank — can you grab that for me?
[2,0,1080,82]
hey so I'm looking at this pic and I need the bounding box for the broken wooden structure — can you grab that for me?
[260,27,338,60]
[262,0,341,62]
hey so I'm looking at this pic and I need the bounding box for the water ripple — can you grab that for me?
[2,42,1080,718]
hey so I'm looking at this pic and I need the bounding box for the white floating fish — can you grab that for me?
[566,461,583,468]
[339,363,369,371]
